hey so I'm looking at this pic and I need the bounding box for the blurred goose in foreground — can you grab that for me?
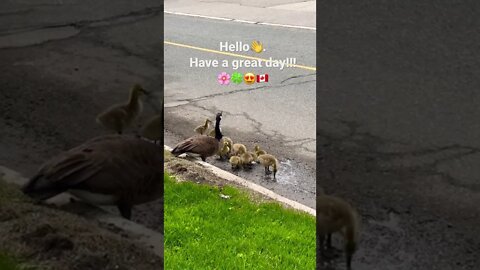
[141,115,162,144]
[171,112,223,161]
[96,84,148,134]
[22,134,163,220]
[318,195,359,270]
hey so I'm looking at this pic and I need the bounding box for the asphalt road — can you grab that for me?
[318,1,480,269]
[163,13,317,208]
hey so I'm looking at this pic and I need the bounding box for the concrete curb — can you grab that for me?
[164,145,316,216]
[0,165,164,259]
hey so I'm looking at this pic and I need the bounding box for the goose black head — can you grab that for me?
[132,84,149,96]
[214,112,223,141]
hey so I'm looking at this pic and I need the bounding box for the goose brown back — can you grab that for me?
[22,134,163,219]
[171,112,223,161]
[171,135,220,161]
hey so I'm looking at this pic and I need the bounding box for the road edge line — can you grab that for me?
[164,11,316,31]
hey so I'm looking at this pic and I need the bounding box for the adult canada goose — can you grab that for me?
[96,84,148,134]
[257,154,279,179]
[21,134,163,220]
[229,156,241,169]
[318,195,359,270]
[194,118,212,135]
[171,112,223,161]
[232,143,247,156]
[141,115,162,144]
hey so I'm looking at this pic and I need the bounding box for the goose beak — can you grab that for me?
[142,89,150,96]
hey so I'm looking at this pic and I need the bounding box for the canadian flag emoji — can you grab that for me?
[256,74,269,83]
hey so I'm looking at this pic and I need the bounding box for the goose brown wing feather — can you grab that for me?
[23,135,163,202]
[171,135,218,156]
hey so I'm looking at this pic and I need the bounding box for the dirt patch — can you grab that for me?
[0,180,163,270]
[165,151,277,205]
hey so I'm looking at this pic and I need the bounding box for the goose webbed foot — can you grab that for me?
[326,233,332,249]
[117,203,132,220]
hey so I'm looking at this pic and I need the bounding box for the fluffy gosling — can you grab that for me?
[96,84,148,134]
[229,156,242,169]
[232,143,247,156]
[257,154,278,179]
[217,141,230,160]
[194,118,212,135]
[207,128,215,137]
[240,152,255,168]
[254,145,267,157]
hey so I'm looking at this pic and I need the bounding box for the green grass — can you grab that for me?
[164,173,316,270]
[0,179,36,270]
[0,254,21,270]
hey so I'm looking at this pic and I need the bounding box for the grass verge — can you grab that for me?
[0,254,20,270]
[164,173,316,269]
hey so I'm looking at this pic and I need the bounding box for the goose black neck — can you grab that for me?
[215,117,223,141]
[128,90,140,108]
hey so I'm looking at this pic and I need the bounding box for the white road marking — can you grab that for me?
[165,11,316,31]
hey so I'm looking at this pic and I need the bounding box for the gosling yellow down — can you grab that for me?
[141,115,162,144]
[258,154,279,179]
[96,84,148,134]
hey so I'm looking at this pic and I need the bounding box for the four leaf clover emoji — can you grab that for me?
[231,72,243,84]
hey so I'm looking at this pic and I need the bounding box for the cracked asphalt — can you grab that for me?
[318,1,480,269]
[164,13,316,209]
[0,1,164,233]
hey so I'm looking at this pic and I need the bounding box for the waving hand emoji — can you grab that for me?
[251,40,264,53]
